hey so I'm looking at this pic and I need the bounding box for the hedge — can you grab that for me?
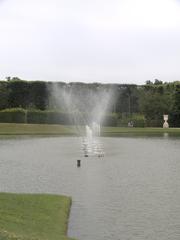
[0,109,73,125]
[145,119,163,127]
[27,110,73,125]
[118,114,145,127]
[101,113,118,126]
[0,109,167,127]
[0,109,118,126]
[0,108,25,123]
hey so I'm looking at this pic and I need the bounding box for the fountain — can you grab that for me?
[163,114,169,128]
[49,83,113,158]
[82,123,104,157]
[86,125,93,140]
[92,122,100,137]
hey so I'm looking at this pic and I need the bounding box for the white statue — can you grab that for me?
[163,115,169,128]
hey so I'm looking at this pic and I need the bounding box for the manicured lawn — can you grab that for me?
[0,193,76,240]
[102,126,180,136]
[0,123,180,136]
[0,123,77,135]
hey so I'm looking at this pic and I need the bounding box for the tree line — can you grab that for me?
[0,78,179,127]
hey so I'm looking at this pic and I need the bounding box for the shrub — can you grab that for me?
[101,113,118,126]
[145,118,163,127]
[169,113,180,127]
[26,110,74,125]
[118,113,145,127]
[27,110,48,124]
[0,108,25,123]
[0,108,117,126]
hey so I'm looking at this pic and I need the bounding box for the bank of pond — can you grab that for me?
[0,193,76,240]
[0,123,180,136]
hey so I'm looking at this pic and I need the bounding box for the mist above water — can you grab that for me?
[49,83,114,132]
[48,83,113,157]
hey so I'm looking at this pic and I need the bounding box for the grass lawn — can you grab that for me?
[0,123,180,136]
[0,123,77,135]
[0,193,76,240]
[102,126,180,136]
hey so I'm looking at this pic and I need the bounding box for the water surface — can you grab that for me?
[0,135,180,240]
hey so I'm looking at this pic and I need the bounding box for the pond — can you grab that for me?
[0,135,180,240]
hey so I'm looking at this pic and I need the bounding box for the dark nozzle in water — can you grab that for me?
[84,154,88,157]
[77,160,81,167]
[98,153,104,158]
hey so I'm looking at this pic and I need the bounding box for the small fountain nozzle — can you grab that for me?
[77,159,81,167]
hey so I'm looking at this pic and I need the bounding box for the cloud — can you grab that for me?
[0,0,180,83]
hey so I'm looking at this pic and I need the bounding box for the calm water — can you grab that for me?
[0,135,180,240]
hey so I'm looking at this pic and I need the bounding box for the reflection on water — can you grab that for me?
[82,137,104,158]
[0,136,180,240]
[163,132,169,138]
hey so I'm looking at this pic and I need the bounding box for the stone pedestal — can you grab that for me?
[163,115,169,128]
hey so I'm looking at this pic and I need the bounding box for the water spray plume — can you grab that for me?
[49,83,114,157]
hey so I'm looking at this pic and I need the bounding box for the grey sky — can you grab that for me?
[0,0,180,84]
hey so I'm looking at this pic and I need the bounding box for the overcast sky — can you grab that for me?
[0,0,180,84]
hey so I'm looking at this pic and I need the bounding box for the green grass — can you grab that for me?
[0,123,180,136]
[0,123,77,135]
[102,127,180,136]
[0,193,76,240]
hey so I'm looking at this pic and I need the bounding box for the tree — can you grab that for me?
[0,82,9,109]
[173,84,180,114]
[11,77,22,81]
[139,83,173,126]
[145,80,153,85]
[154,79,163,85]
[30,81,48,110]
[7,80,30,108]
[168,84,180,127]
[5,76,11,81]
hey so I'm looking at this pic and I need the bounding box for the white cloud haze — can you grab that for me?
[0,0,180,83]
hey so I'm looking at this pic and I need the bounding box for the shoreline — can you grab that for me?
[0,123,180,136]
[0,192,76,240]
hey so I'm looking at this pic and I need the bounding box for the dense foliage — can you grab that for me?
[0,79,179,127]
